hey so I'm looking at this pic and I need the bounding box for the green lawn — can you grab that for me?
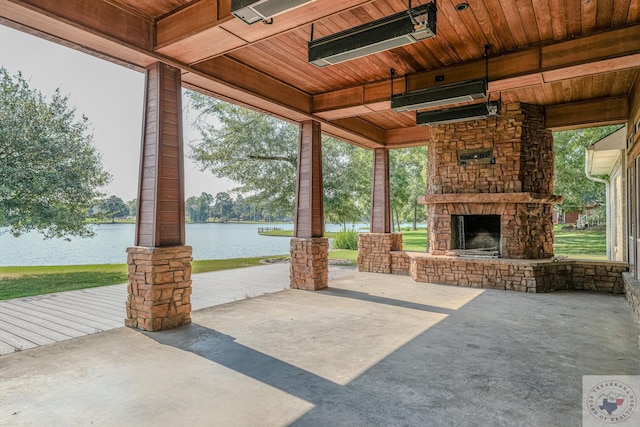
[399,229,429,251]
[552,225,607,260]
[0,264,129,301]
[396,226,607,259]
[0,226,607,300]
[0,256,288,300]
[396,226,607,253]
[328,249,359,264]
[259,229,293,237]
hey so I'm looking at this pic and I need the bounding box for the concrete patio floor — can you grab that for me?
[1,271,639,426]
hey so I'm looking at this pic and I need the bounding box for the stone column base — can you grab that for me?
[290,237,329,290]
[358,233,403,273]
[125,246,193,331]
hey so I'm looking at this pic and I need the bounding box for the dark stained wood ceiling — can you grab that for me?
[2,0,639,147]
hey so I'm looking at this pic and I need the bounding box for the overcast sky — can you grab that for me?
[0,24,234,201]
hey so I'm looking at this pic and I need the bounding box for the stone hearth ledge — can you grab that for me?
[419,192,563,204]
[399,251,627,293]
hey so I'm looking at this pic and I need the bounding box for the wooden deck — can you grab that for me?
[0,285,126,355]
[0,264,357,356]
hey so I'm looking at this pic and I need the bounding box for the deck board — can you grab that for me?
[0,311,73,341]
[15,299,124,329]
[0,328,39,351]
[1,302,113,335]
[0,318,56,345]
[44,293,125,315]
[0,340,16,355]
[0,305,92,338]
[4,300,122,331]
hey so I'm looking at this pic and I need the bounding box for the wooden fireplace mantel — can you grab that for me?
[418,193,563,205]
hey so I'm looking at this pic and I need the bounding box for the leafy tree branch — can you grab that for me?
[0,68,110,239]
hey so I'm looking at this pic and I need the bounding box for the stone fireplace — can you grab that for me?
[420,103,559,259]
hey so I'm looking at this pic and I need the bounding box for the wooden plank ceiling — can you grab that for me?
[1,0,640,147]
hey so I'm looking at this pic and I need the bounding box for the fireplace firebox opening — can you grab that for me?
[451,215,501,256]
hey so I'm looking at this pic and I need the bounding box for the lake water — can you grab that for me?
[0,223,363,266]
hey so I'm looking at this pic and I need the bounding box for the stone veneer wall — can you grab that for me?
[408,254,626,293]
[358,233,403,273]
[391,251,410,275]
[290,237,329,290]
[425,103,555,259]
[125,246,193,331]
[623,273,640,322]
[427,103,553,195]
[362,247,627,294]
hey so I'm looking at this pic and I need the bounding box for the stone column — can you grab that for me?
[358,233,402,273]
[125,246,192,331]
[358,148,402,273]
[126,62,192,331]
[290,120,329,290]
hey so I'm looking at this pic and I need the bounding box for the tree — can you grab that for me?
[185,192,213,223]
[322,140,372,227]
[554,126,620,215]
[232,194,247,222]
[127,198,137,218]
[189,93,298,216]
[97,195,129,223]
[391,147,427,230]
[0,68,110,238]
[187,92,373,224]
[212,191,234,222]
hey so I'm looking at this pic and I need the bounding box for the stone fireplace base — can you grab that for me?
[357,234,627,293]
[402,252,626,293]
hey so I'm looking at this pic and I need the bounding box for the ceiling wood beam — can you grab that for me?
[155,0,244,63]
[2,0,153,51]
[0,1,157,69]
[546,97,629,130]
[326,118,385,149]
[191,56,312,114]
[313,25,640,119]
[385,127,431,148]
[541,25,640,69]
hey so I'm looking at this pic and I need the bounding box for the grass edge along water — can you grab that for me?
[0,226,605,300]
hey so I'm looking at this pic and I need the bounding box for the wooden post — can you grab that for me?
[290,120,328,290]
[294,120,324,238]
[135,62,186,247]
[370,148,391,233]
[357,148,402,273]
[126,62,192,331]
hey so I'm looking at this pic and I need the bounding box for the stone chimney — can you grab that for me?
[419,103,561,259]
